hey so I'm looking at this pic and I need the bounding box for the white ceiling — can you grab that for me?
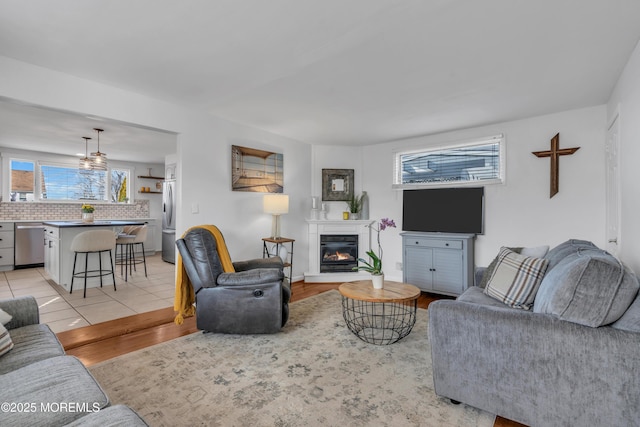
[0,98,177,164]
[0,0,639,159]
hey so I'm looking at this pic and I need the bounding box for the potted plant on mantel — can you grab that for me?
[353,218,396,289]
[345,193,363,220]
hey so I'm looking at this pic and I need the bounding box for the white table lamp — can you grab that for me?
[263,194,289,238]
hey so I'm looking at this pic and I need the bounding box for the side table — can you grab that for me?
[338,280,420,345]
[262,237,294,282]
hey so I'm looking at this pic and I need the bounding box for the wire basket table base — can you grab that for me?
[340,296,418,345]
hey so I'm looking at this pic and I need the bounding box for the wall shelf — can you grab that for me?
[137,175,164,180]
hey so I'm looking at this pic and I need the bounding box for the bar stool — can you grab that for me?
[115,225,148,281]
[70,230,116,298]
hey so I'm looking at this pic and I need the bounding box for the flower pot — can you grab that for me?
[349,212,359,220]
[371,273,384,289]
[82,212,94,223]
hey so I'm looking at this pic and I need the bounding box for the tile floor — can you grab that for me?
[0,253,175,333]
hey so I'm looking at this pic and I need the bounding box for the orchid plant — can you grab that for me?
[353,218,396,275]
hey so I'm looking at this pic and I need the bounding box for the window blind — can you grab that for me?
[393,134,504,189]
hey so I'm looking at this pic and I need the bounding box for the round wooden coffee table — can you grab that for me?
[338,280,421,345]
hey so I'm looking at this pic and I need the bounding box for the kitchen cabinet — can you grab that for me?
[0,222,15,271]
[401,232,475,296]
[44,226,60,283]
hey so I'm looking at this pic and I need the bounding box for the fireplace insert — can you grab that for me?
[320,234,358,273]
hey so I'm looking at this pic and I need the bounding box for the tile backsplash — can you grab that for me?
[0,200,150,221]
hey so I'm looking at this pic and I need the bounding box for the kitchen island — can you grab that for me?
[43,220,144,291]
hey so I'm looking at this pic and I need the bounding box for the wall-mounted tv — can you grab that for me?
[402,187,484,234]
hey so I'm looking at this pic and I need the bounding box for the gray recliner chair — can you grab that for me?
[175,227,290,334]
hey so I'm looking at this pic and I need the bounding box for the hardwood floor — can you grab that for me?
[56,281,524,427]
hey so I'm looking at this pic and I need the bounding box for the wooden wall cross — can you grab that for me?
[532,133,580,198]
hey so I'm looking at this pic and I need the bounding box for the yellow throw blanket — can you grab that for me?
[174,225,235,325]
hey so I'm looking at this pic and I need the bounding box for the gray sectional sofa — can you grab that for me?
[429,239,640,427]
[0,296,147,426]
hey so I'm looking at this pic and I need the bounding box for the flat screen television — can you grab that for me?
[402,187,484,234]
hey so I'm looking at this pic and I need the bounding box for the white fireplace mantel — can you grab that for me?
[304,219,375,283]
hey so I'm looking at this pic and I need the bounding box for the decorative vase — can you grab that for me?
[349,212,359,220]
[360,191,369,220]
[82,212,94,223]
[371,273,384,289]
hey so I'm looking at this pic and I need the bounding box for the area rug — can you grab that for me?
[90,290,495,426]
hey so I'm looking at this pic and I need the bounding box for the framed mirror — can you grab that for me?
[322,169,354,201]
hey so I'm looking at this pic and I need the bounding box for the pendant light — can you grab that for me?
[90,128,108,171]
[79,136,93,170]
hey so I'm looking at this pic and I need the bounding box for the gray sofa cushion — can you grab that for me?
[458,286,521,310]
[0,296,39,330]
[64,405,148,426]
[0,324,65,375]
[534,251,640,327]
[0,356,109,426]
[612,292,640,332]
[543,239,598,271]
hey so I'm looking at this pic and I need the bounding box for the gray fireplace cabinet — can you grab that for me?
[401,232,475,296]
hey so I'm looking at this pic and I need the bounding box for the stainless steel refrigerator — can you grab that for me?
[162,180,176,263]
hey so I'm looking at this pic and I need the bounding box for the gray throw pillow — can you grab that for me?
[543,239,598,272]
[534,251,640,327]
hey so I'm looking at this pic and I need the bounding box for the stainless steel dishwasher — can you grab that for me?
[14,222,45,268]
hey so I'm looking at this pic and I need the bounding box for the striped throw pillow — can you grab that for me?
[0,308,12,325]
[0,322,14,357]
[484,247,549,310]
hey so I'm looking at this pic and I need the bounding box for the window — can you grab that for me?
[10,160,35,201]
[393,134,504,188]
[111,168,129,202]
[5,153,132,203]
[40,163,107,201]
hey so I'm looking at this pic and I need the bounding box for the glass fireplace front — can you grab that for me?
[320,234,358,273]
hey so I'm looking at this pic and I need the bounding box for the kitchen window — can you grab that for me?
[5,153,132,203]
[111,168,129,202]
[393,134,505,189]
[9,159,35,201]
[40,162,107,201]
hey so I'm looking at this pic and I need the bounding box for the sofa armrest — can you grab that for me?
[233,257,283,272]
[0,296,39,330]
[217,268,283,286]
[428,299,640,427]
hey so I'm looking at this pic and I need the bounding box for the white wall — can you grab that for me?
[608,39,640,273]
[0,56,312,280]
[0,54,613,283]
[314,106,607,281]
[311,145,364,219]
[177,116,312,276]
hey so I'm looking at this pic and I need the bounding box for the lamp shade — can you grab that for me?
[263,194,289,215]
